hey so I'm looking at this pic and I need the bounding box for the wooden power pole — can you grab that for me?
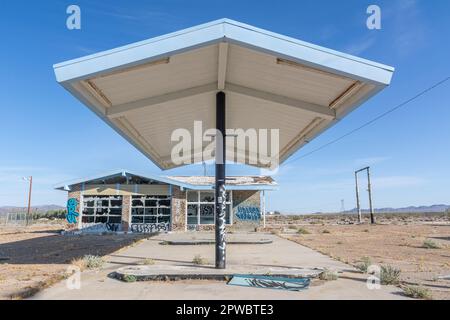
[366,168,375,224]
[355,171,362,223]
[355,167,375,224]
[25,176,33,226]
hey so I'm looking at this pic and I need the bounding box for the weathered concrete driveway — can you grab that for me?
[31,233,410,300]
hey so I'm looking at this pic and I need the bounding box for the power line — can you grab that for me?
[283,76,450,165]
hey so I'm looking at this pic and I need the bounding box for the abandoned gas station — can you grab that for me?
[55,169,276,233]
[54,18,393,268]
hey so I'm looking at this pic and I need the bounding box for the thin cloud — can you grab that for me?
[354,156,390,167]
[74,46,98,55]
[372,175,425,189]
[382,0,426,56]
[343,35,377,55]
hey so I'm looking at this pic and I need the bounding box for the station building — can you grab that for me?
[55,169,277,233]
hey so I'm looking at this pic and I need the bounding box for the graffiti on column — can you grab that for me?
[217,185,227,261]
[236,206,261,221]
[66,198,79,224]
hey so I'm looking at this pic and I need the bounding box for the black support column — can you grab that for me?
[215,91,226,269]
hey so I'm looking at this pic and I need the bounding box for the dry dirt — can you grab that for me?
[0,223,151,299]
[1,215,449,300]
[265,215,450,300]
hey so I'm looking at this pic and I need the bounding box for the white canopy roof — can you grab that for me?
[54,18,394,170]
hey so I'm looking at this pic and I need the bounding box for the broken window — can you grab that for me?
[131,195,171,225]
[82,195,123,224]
[186,191,232,227]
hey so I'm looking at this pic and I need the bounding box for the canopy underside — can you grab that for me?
[54,19,393,169]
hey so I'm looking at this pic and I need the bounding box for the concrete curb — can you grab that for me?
[112,265,324,282]
[160,239,273,245]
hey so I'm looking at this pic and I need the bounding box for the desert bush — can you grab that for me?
[297,227,310,235]
[422,239,441,249]
[123,274,137,283]
[32,210,66,220]
[355,257,372,273]
[141,258,155,265]
[83,255,105,269]
[380,265,401,285]
[192,255,208,265]
[322,229,331,234]
[70,257,87,271]
[403,285,432,300]
[71,255,105,270]
[319,269,338,281]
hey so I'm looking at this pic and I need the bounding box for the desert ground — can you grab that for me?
[0,213,449,300]
[0,223,150,299]
[265,213,450,299]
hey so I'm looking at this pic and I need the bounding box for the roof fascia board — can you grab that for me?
[54,19,393,87]
[221,19,394,72]
[54,169,185,190]
[222,22,394,86]
[54,169,129,190]
[54,23,225,83]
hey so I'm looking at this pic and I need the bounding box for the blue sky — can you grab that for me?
[1,0,449,213]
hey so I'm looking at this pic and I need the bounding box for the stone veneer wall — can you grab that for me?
[67,184,82,208]
[121,195,131,232]
[171,186,186,231]
[67,184,82,229]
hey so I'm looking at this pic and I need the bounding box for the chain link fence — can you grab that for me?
[1,210,66,226]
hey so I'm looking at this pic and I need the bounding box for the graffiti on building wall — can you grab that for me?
[236,206,260,221]
[80,222,122,233]
[66,198,79,224]
[130,223,169,233]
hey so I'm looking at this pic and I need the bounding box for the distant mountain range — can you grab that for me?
[280,204,450,215]
[1,204,449,216]
[0,205,65,215]
[342,204,450,214]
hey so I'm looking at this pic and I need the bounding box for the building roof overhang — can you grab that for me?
[54,19,394,170]
[54,169,278,191]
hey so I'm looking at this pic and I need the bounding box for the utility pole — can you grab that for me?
[355,167,375,225]
[24,176,33,226]
[354,171,362,223]
[366,167,375,224]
